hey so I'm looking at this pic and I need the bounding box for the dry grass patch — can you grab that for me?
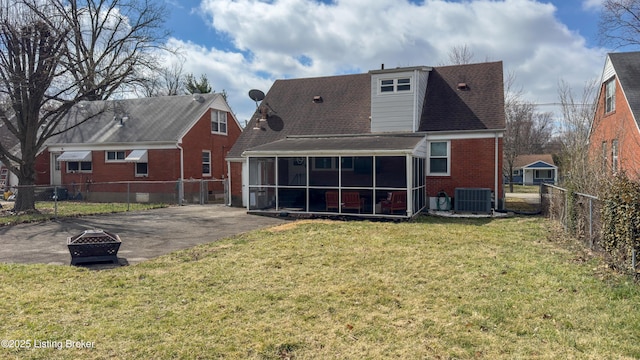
[1,216,640,359]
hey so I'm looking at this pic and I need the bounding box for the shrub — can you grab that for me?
[601,172,640,272]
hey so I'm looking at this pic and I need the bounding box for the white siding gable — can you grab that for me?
[602,55,616,83]
[370,67,431,133]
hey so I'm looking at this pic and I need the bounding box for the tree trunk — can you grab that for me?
[13,150,39,213]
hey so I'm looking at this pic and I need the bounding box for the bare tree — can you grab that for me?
[138,62,184,97]
[503,72,554,191]
[447,44,475,65]
[599,0,640,49]
[0,0,168,212]
[556,79,601,192]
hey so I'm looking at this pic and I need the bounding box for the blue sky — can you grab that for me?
[161,0,617,125]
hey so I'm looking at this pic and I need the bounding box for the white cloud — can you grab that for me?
[165,0,608,123]
[582,0,604,11]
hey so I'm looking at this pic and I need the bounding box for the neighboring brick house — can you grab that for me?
[226,62,505,218]
[589,52,640,179]
[34,93,242,203]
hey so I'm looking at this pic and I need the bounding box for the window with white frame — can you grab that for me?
[106,150,126,162]
[612,139,619,173]
[67,161,92,173]
[135,162,148,177]
[202,150,211,176]
[428,141,450,176]
[379,78,412,93]
[211,110,228,134]
[605,77,616,113]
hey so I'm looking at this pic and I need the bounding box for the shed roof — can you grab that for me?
[244,134,426,155]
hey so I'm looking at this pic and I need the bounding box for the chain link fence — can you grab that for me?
[541,184,602,250]
[2,179,229,209]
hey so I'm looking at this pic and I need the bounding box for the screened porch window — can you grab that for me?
[247,154,425,217]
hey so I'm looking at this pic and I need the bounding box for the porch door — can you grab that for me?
[50,153,62,185]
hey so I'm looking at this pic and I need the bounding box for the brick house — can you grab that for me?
[226,62,505,218]
[589,52,640,179]
[34,93,242,203]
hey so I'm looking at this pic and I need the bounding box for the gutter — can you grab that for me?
[176,142,184,205]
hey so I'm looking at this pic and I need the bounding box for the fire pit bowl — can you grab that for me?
[67,229,121,265]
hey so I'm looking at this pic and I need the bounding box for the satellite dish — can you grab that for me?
[248,89,265,102]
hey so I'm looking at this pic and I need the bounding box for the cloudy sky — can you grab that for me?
[162,0,617,126]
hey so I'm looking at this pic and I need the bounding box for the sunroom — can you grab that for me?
[243,135,427,218]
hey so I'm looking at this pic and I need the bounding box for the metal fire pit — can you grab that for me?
[67,230,121,265]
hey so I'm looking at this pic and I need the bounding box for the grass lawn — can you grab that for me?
[507,184,541,193]
[0,202,167,226]
[504,197,540,213]
[1,216,640,359]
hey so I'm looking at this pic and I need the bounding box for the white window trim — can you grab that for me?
[211,110,228,135]
[605,77,616,113]
[66,161,92,173]
[105,150,126,162]
[202,150,212,177]
[135,162,148,177]
[378,77,413,94]
[427,141,450,176]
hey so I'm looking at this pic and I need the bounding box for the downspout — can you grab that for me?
[226,159,231,206]
[177,142,184,206]
[494,132,499,210]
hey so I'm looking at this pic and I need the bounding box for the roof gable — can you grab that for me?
[48,93,224,145]
[513,154,556,169]
[608,52,640,129]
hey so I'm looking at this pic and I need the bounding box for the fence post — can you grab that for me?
[178,179,183,206]
[200,179,205,205]
[588,197,593,249]
[54,185,58,219]
[127,182,130,211]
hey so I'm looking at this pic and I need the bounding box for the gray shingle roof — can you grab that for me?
[419,61,505,131]
[609,52,640,128]
[227,74,372,158]
[47,93,223,145]
[228,62,505,158]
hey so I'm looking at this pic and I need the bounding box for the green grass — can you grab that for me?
[504,197,540,213]
[1,216,640,359]
[0,202,167,226]
[507,184,541,193]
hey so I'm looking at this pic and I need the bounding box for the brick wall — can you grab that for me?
[589,77,640,179]
[426,137,503,199]
[36,108,243,195]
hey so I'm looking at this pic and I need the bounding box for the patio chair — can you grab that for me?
[341,191,361,213]
[381,191,407,215]
[325,191,339,211]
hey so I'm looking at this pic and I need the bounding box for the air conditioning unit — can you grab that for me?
[454,188,492,214]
